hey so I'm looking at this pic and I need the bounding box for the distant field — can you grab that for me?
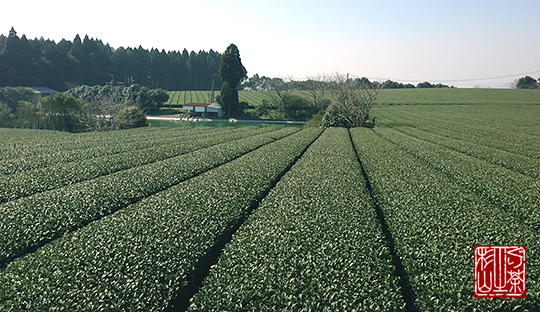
[165,90,272,107]
[165,88,540,107]
[379,88,540,105]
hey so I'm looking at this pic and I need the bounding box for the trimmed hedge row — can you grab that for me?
[0,127,189,159]
[0,127,299,266]
[0,127,277,203]
[375,127,540,232]
[0,128,72,161]
[0,127,210,175]
[380,104,540,143]
[394,126,540,180]
[350,128,540,311]
[0,128,322,311]
[379,107,540,159]
[188,128,405,311]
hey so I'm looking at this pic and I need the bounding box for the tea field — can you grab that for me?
[0,96,539,311]
[164,88,540,107]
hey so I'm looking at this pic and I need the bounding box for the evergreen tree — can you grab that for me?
[516,76,539,89]
[219,44,247,116]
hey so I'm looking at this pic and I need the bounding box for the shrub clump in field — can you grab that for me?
[322,74,382,128]
[114,106,148,129]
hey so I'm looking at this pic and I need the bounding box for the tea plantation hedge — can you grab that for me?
[0,128,322,311]
[350,128,540,311]
[0,128,298,267]
[0,127,276,203]
[188,128,405,311]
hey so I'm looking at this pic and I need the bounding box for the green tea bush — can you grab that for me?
[0,127,277,203]
[0,128,321,311]
[189,128,405,311]
[350,128,540,311]
[375,128,540,232]
[0,127,208,175]
[0,128,299,266]
[394,126,540,180]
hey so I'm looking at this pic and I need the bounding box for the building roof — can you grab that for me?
[184,103,222,109]
[0,87,58,94]
[28,87,58,94]
[185,102,213,107]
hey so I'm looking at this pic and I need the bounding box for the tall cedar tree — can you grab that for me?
[219,44,247,116]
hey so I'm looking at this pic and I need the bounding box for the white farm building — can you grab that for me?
[182,103,223,118]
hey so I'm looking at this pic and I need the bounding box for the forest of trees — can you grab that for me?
[0,27,223,91]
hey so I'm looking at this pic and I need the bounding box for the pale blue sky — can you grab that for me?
[2,0,540,87]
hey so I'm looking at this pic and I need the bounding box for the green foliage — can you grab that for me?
[0,102,14,127]
[169,88,540,108]
[1,100,540,310]
[219,44,247,88]
[218,81,236,116]
[0,28,222,91]
[321,102,349,127]
[304,109,325,127]
[374,104,540,157]
[0,86,35,109]
[189,128,405,311]
[0,127,195,174]
[376,127,540,232]
[516,76,539,89]
[38,93,83,132]
[276,93,319,119]
[416,81,451,88]
[0,128,213,197]
[67,84,169,112]
[219,44,247,116]
[378,88,540,105]
[15,101,38,128]
[0,127,297,266]
[0,128,319,311]
[350,128,540,311]
[383,79,416,89]
[113,106,148,129]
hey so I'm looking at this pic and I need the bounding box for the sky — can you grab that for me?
[2,0,540,88]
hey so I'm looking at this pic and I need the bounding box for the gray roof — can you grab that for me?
[28,87,58,94]
[0,87,59,95]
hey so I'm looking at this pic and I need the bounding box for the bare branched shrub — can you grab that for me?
[322,74,383,128]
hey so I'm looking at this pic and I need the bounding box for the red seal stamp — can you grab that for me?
[474,245,526,298]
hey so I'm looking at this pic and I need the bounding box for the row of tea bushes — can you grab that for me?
[188,128,406,311]
[350,128,540,311]
[394,126,540,180]
[380,104,540,143]
[0,128,298,266]
[0,128,73,160]
[0,127,211,175]
[375,127,540,233]
[378,107,540,159]
[0,126,192,160]
[0,128,322,311]
[0,127,278,203]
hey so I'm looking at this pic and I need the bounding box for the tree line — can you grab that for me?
[0,27,223,91]
[241,74,453,91]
